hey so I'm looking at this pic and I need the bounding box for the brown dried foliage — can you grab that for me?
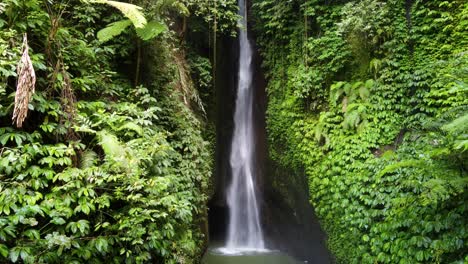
[12,34,36,128]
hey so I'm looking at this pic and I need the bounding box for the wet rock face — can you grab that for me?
[208,33,237,243]
[262,161,333,263]
[208,16,331,263]
[250,31,331,263]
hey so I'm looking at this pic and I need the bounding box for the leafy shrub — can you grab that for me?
[0,0,216,263]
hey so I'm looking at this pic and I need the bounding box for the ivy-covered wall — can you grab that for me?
[252,0,467,263]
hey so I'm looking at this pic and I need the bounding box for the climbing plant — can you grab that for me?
[252,0,468,263]
[0,0,224,262]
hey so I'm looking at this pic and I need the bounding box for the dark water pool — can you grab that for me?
[202,248,303,264]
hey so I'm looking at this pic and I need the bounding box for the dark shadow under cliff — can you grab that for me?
[207,11,332,264]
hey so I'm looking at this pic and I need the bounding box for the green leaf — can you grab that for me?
[19,248,29,262]
[0,244,8,258]
[359,86,370,100]
[97,19,132,43]
[454,139,468,151]
[117,122,143,136]
[51,217,66,225]
[9,247,19,263]
[416,251,424,261]
[95,237,108,253]
[135,21,167,41]
[23,229,40,240]
[0,133,9,145]
[365,79,374,89]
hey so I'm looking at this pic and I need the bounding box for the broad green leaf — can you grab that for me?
[9,247,19,263]
[0,244,8,258]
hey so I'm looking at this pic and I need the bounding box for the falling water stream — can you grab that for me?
[202,0,301,263]
[225,0,264,252]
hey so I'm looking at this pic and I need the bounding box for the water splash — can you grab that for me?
[224,0,265,251]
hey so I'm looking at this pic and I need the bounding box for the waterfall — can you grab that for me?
[225,0,265,251]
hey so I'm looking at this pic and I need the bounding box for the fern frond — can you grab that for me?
[377,159,426,177]
[135,21,167,41]
[343,106,366,130]
[364,79,374,89]
[331,81,345,91]
[442,113,468,134]
[420,178,450,206]
[343,83,352,95]
[346,103,360,112]
[352,81,363,90]
[173,1,190,16]
[359,86,370,100]
[314,123,323,142]
[97,19,132,43]
[369,58,381,74]
[97,130,125,158]
[357,119,368,133]
[117,122,143,136]
[0,3,7,14]
[454,138,468,152]
[348,93,358,104]
[92,0,147,28]
[342,110,359,129]
[106,0,146,28]
[330,89,344,105]
[80,150,98,169]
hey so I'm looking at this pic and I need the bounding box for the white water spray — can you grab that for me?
[224,0,265,252]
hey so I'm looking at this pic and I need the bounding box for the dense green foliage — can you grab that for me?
[2,0,467,262]
[0,0,240,262]
[252,0,468,263]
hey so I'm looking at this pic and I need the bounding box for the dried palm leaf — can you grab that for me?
[12,33,36,128]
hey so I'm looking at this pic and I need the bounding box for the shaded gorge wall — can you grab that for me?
[207,6,332,262]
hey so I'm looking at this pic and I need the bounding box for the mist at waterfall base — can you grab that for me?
[203,0,331,262]
[202,248,301,264]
